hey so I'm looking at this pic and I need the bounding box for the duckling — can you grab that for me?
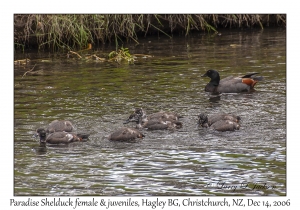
[124,108,182,130]
[35,128,83,144]
[198,113,240,131]
[46,120,74,133]
[45,132,82,144]
[130,108,181,122]
[36,128,47,143]
[108,127,145,142]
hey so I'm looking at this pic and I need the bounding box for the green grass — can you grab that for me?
[14,14,286,51]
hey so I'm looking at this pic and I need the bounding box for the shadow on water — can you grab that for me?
[14,29,286,196]
[208,95,221,104]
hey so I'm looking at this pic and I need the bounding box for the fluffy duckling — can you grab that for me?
[46,120,74,133]
[108,127,145,142]
[198,113,241,131]
[124,108,182,130]
[35,128,83,144]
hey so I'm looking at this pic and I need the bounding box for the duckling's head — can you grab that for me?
[197,113,209,127]
[36,128,47,143]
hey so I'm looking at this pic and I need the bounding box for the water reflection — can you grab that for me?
[14,28,286,196]
[32,144,47,155]
[208,95,221,103]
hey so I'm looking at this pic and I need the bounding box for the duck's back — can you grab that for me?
[108,128,144,142]
[148,111,180,121]
[218,77,251,93]
[144,111,182,130]
[210,120,240,131]
[47,120,74,133]
[46,132,80,144]
[143,119,169,130]
[208,114,240,126]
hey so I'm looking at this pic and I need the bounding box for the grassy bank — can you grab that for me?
[14,14,286,51]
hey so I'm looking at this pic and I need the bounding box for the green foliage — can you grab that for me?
[14,14,286,51]
[108,47,135,64]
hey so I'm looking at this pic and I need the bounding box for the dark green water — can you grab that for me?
[14,28,286,196]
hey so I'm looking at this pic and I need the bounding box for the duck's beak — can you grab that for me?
[201,72,208,77]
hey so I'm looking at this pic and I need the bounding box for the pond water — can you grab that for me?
[14,28,286,196]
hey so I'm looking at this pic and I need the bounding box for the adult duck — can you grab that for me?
[124,108,183,130]
[108,127,145,142]
[198,113,241,131]
[202,69,263,93]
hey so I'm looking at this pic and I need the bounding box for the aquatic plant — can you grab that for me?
[108,47,135,64]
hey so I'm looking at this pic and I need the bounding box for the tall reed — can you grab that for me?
[14,14,286,51]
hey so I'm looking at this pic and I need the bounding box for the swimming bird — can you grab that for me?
[124,108,183,130]
[108,127,145,142]
[35,128,84,144]
[46,120,74,133]
[202,69,263,93]
[198,113,241,131]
